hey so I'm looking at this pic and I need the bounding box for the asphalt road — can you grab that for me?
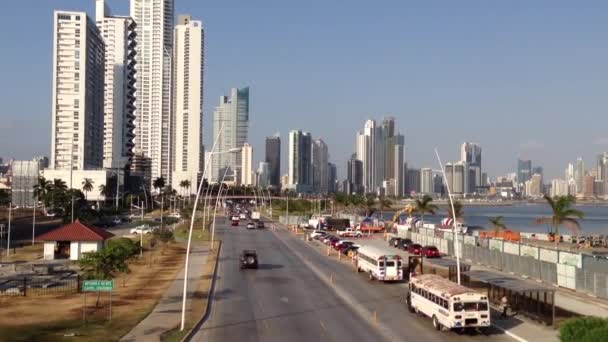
[191,219,517,342]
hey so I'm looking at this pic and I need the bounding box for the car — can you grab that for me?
[407,243,423,255]
[323,236,338,245]
[344,246,360,256]
[298,221,310,229]
[130,225,153,235]
[399,238,414,250]
[338,241,357,253]
[112,217,123,225]
[231,219,239,226]
[422,245,441,258]
[256,221,265,229]
[337,228,363,238]
[240,250,258,269]
[168,212,181,219]
[240,213,247,220]
[310,230,328,239]
[329,238,343,249]
[388,237,402,248]
[246,221,256,229]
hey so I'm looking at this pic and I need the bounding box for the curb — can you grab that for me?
[180,240,222,342]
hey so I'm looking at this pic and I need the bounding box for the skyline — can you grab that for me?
[1,1,608,180]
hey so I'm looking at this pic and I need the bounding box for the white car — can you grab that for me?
[130,225,153,235]
[337,228,363,238]
[168,213,181,219]
[246,222,256,229]
[240,213,247,220]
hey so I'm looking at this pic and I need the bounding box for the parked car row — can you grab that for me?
[310,230,360,256]
[388,237,441,258]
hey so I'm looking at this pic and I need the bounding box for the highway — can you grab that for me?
[191,218,517,342]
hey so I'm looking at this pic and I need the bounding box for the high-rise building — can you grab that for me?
[51,11,105,171]
[280,174,289,190]
[130,0,174,185]
[420,168,433,195]
[517,159,532,188]
[444,163,454,194]
[382,117,396,181]
[526,174,543,197]
[171,15,204,193]
[532,166,543,178]
[551,179,568,197]
[95,1,137,170]
[596,152,608,182]
[312,139,329,193]
[433,174,443,195]
[11,161,40,207]
[241,143,253,186]
[393,135,405,197]
[346,154,363,194]
[287,130,312,193]
[356,119,377,192]
[461,142,482,191]
[453,163,465,195]
[328,162,337,193]
[265,135,281,188]
[405,168,421,194]
[575,157,585,194]
[212,87,249,182]
[583,175,595,197]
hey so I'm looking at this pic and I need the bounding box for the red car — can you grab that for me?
[422,245,441,258]
[231,219,239,226]
[407,243,423,255]
[330,238,343,249]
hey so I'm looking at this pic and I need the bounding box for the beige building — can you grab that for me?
[241,143,253,186]
[171,15,204,194]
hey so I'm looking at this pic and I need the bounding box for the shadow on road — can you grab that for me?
[256,264,284,270]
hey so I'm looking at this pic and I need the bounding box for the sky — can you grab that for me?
[0,0,607,180]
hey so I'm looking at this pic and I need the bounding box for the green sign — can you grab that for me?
[83,280,114,292]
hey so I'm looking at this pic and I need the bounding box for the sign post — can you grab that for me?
[82,280,114,324]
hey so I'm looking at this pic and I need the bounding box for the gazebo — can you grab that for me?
[37,219,115,261]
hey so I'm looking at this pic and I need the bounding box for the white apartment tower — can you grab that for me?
[212,87,250,182]
[171,15,204,193]
[51,11,105,171]
[420,168,433,194]
[241,143,253,186]
[130,0,174,185]
[95,0,137,170]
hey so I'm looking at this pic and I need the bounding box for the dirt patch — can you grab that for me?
[0,242,186,341]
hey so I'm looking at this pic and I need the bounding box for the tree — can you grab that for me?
[536,194,584,246]
[415,195,438,224]
[82,178,94,200]
[98,184,109,207]
[489,216,507,233]
[364,195,376,217]
[153,177,166,194]
[377,197,393,219]
[33,177,52,209]
[0,189,10,206]
[447,200,464,222]
[179,180,190,197]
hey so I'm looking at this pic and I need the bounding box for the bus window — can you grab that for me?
[453,302,464,312]
[478,302,488,311]
[386,261,395,267]
[464,302,480,311]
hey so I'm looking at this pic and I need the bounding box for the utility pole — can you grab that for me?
[32,197,37,245]
[7,204,12,257]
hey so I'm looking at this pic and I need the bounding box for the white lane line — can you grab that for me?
[491,323,529,342]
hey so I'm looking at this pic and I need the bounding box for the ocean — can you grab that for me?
[382,204,608,235]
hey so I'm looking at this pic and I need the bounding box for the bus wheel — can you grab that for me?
[368,272,374,281]
[432,316,441,331]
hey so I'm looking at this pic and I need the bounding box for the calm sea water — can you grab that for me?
[383,204,608,235]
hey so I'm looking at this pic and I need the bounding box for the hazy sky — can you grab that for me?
[1,0,607,180]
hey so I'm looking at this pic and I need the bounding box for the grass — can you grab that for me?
[3,243,44,262]
[160,242,219,342]
[0,240,186,341]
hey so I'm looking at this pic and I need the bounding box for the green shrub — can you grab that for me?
[106,237,140,259]
[580,325,608,342]
[560,317,608,342]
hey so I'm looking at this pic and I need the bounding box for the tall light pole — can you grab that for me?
[211,168,234,250]
[434,148,461,285]
[32,197,37,245]
[180,123,224,331]
[7,203,12,256]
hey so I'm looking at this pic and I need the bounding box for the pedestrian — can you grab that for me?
[500,295,509,318]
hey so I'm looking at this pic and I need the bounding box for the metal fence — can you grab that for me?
[0,275,80,297]
[400,227,608,300]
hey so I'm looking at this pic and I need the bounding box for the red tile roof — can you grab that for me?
[37,219,115,242]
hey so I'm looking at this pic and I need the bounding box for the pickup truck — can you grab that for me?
[337,228,363,238]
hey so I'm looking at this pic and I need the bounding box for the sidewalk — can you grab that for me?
[121,244,208,342]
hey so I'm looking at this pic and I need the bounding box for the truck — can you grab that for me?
[325,218,350,231]
[251,211,261,220]
[337,228,363,238]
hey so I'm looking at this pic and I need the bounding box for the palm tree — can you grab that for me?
[153,177,166,194]
[183,180,191,199]
[33,177,51,210]
[179,180,187,196]
[415,195,438,224]
[489,216,507,233]
[536,194,584,247]
[98,184,109,207]
[378,197,393,220]
[82,178,94,200]
[447,200,464,222]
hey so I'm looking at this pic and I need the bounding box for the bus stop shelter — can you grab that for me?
[462,270,556,326]
[424,258,471,282]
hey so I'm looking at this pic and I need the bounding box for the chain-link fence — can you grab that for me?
[0,275,80,297]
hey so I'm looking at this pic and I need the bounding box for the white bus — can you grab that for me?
[406,274,490,331]
[356,245,403,281]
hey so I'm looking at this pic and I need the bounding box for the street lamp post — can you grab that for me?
[180,123,224,331]
[7,203,12,257]
[211,168,234,250]
[434,148,461,285]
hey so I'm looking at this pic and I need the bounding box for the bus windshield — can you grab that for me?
[453,302,488,312]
